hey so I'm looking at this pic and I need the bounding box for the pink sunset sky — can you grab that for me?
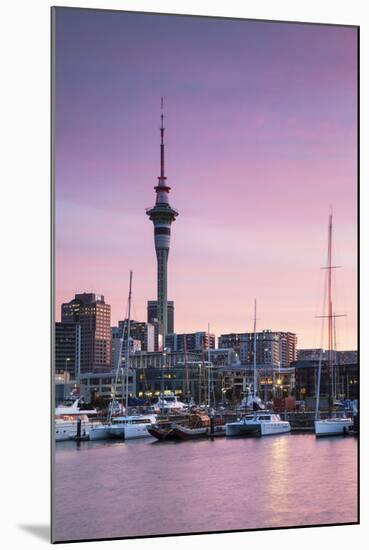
[54,9,358,349]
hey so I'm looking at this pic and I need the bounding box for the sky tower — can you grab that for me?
[146,99,179,345]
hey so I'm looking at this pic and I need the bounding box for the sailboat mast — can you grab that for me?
[333,311,337,400]
[183,334,189,401]
[315,211,345,420]
[327,214,333,415]
[253,299,257,399]
[207,322,211,408]
[125,270,133,412]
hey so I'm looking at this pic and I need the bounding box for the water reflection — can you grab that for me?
[54,434,357,542]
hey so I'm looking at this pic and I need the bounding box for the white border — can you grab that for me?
[1,1,367,549]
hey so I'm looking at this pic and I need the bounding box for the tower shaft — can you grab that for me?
[157,248,168,340]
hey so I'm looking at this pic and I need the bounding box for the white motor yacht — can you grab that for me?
[154,393,186,413]
[55,399,98,441]
[226,412,291,437]
[89,414,157,440]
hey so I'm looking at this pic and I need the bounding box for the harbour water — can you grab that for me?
[54,435,358,542]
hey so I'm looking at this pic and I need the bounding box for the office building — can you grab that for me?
[55,321,81,378]
[166,332,216,353]
[61,293,111,373]
[218,330,297,368]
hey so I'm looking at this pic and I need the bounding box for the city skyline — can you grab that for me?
[55,9,357,349]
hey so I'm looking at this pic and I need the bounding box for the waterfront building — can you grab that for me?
[55,322,81,378]
[297,348,326,361]
[297,348,358,366]
[336,350,358,364]
[218,330,297,368]
[55,371,76,404]
[146,100,178,345]
[147,300,174,335]
[129,351,239,403]
[209,348,240,367]
[130,350,200,400]
[294,359,358,409]
[166,331,216,353]
[129,350,202,370]
[79,370,136,403]
[61,293,111,373]
[217,363,295,403]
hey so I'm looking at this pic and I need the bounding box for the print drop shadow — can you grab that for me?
[19,524,50,542]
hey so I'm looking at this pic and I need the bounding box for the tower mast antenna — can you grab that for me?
[160,96,165,179]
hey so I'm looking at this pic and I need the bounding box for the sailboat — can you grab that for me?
[226,301,290,437]
[240,300,265,411]
[314,213,353,437]
[89,271,156,441]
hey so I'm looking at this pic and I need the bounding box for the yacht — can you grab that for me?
[89,414,157,440]
[314,417,353,437]
[225,411,291,437]
[55,399,98,441]
[108,414,157,439]
[154,392,186,413]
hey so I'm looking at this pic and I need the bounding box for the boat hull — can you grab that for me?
[173,425,208,440]
[315,418,353,437]
[55,421,90,441]
[225,422,260,437]
[173,424,226,440]
[226,420,291,437]
[147,426,178,441]
[89,425,112,441]
[108,423,153,439]
[260,421,291,435]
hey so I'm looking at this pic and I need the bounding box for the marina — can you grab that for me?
[54,433,358,542]
[51,9,358,544]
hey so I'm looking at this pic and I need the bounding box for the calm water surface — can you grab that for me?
[54,435,357,542]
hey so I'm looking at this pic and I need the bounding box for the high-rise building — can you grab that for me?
[166,332,216,353]
[110,327,142,370]
[117,320,155,352]
[147,300,174,335]
[279,332,298,367]
[61,293,111,373]
[146,99,178,345]
[218,330,297,368]
[55,322,81,378]
[110,320,155,369]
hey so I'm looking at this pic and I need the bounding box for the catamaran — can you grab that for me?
[226,411,291,437]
